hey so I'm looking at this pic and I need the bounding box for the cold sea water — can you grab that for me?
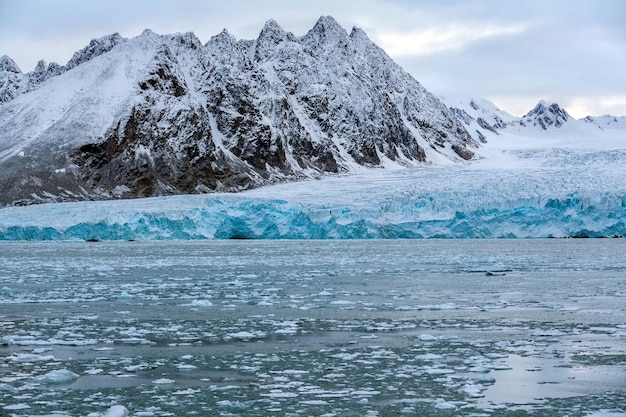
[0,239,624,417]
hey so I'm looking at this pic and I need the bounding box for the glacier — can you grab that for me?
[1,133,625,240]
[1,187,623,240]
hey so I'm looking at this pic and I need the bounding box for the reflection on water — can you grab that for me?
[482,354,626,406]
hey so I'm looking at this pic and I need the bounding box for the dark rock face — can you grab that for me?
[0,16,478,206]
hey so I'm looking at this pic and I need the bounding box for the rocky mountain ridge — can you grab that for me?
[0,16,477,206]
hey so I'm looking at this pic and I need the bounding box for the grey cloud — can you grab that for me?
[0,0,624,116]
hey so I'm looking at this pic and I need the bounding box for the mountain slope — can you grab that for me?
[446,97,518,143]
[0,16,477,207]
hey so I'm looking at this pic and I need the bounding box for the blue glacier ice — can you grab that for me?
[1,166,625,240]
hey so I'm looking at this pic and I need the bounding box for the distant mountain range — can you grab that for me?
[0,16,624,207]
[446,97,626,139]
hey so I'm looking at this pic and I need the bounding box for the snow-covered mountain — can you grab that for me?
[446,97,517,143]
[583,114,626,130]
[0,16,478,207]
[518,100,570,130]
[446,96,626,143]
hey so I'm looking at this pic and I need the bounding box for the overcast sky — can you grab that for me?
[1,0,624,118]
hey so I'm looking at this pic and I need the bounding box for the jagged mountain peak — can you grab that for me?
[0,55,21,73]
[528,100,568,116]
[139,28,158,38]
[261,18,285,34]
[207,28,237,47]
[166,31,203,50]
[0,55,25,103]
[253,19,294,61]
[303,15,350,46]
[33,59,47,72]
[349,26,370,42]
[26,59,64,83]
[522,100,570,130]
[312,15,344,31]
[65,32,125,70]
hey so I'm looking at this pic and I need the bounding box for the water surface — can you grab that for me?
[1,240,625,416]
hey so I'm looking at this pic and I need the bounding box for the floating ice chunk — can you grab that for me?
[77,314,99,320]
[332,352,361,360]
[277,369,309,375]
[176,364,198,370]
[300,400,329,405]
[458,383,485,397]
[125,363,150,372]
[330,300,356,305]
[173,388,200,395]
[3,404,30,410]
[34,369,79,384]
[190,299,213,307]
[217,400,249,409]
[261,390,298,398]
[415,353,443,360]
[275,327,297,335]
[152,378,175,384]
[226,331,266,341]
[87,405,129,417]
[8,352,55,362]
[2,335,37,345]
[433,399,457,410]
[423,367,455,375]
[118,291,133,300]
[417,333,438,341]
